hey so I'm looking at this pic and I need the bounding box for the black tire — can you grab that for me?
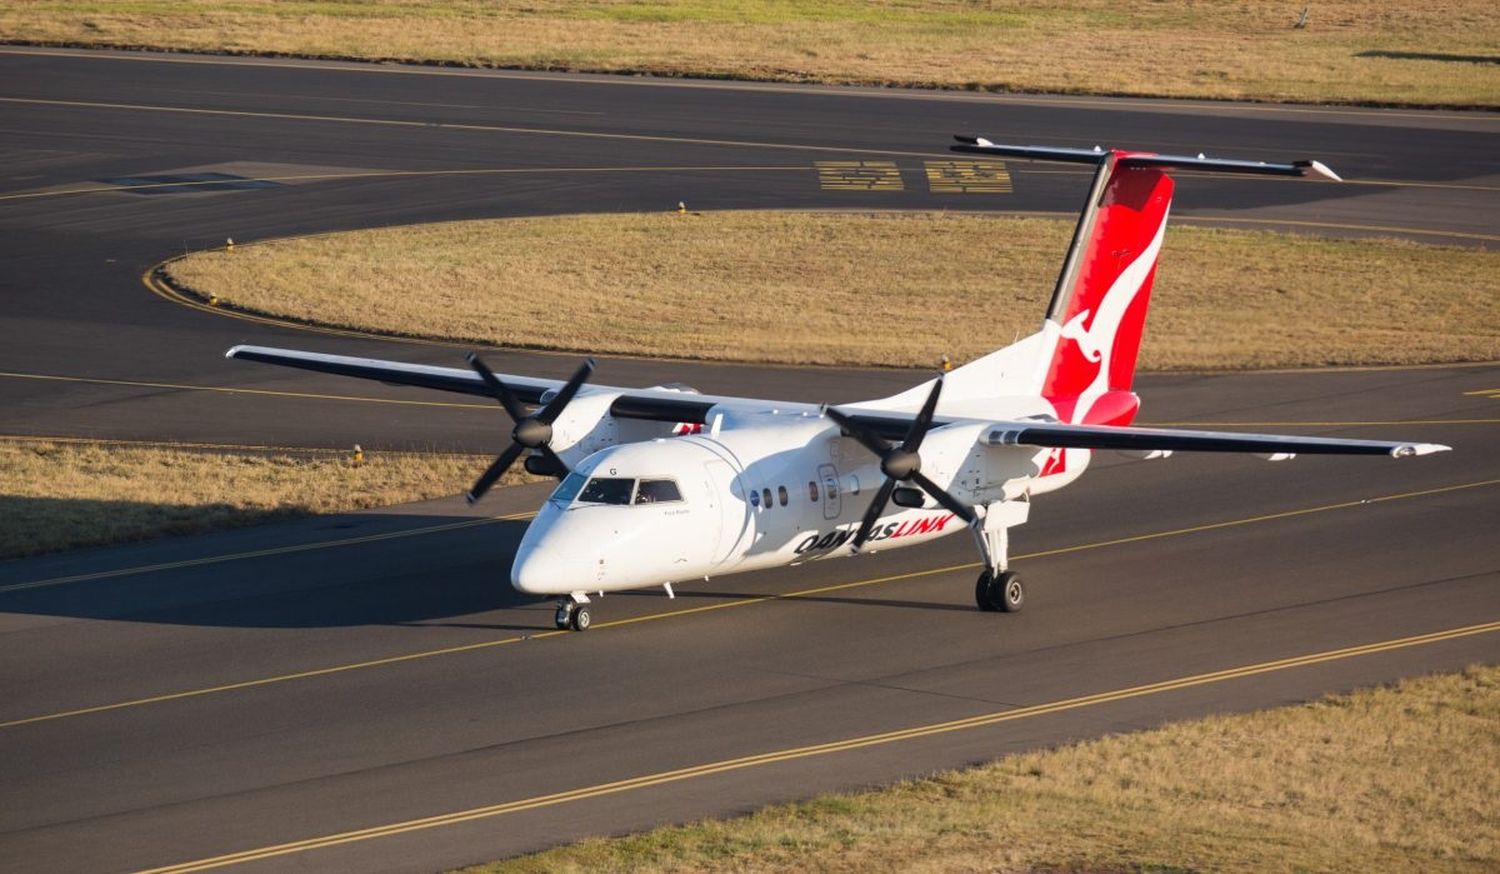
[570,606,592,631]
[996,571,1024,613]
[976,570,1024,613]
[975,571,1000,612]
[554,604,573,630]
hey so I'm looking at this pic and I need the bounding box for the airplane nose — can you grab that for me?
[511,545,586,596]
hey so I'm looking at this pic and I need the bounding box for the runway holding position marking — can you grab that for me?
[0,46,1496,871]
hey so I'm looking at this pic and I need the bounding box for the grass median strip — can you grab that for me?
[166,211,1500,370]
[5,2,1497,107]
[465,663,1499,874]
[0,439,535,559]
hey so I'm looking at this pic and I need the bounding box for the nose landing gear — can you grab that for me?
[554,593,592,631]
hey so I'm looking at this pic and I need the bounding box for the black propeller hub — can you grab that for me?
[880,448,921,481]
[513,418,553,448]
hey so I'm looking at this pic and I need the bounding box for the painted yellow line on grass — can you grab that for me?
[1184,214,1500,243]
[5,478,1493,731]
[0,511,535,597]
[137,618,1500,873]
[0,164,805,202]
[0,369,491,409]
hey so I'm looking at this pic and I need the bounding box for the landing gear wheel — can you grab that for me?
[570,605,591,631]
[554,601,573,630]
[975,570,1024,613]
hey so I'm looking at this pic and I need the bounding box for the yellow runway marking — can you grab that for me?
[1463,388,1500,399]
[0,433,482,455]
[4,478,1493,731]
[0,164,806,203]
[0,95,952,162]
[815,160,904,191]
[924,159,1013,193]
[137,618,1500,873]
[0,369,491,409]
[0,511,534,598]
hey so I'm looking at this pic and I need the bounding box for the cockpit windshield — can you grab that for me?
[578,476,635,505]
[549,471,587,505]
[550,473,685,507]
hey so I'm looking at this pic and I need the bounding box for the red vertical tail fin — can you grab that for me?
[949,138,1340,426]
[1039,154,1172,426]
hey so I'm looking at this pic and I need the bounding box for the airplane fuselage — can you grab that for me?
[510,408,1086,599]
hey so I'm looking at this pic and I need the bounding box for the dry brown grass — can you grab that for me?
[3,2,1498,107]
[464,664,1500,873]
[0,438,530,559]
[167,211,1500,371]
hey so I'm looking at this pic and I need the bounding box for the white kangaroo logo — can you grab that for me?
[1056,209,1169,423]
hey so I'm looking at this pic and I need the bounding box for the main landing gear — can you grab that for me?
[971,498,1030,614]
[554,593,591,631]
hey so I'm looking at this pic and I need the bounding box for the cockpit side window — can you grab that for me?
[550,471,587,505]
[634,479,683,504]
[578,476,635,505]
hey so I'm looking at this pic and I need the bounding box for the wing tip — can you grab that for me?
[1391,443,1451,458]
[225,344,247,359]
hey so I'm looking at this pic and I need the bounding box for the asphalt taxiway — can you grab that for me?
[0,46,1496,872]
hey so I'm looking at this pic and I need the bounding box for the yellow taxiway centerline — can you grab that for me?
[135,618,1500,873]
[0,369,492,409]
[3,478,1494,730]
[0,164,807,203]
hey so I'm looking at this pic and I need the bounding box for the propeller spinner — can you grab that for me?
[822,376,976,550]
[465,353,595,504]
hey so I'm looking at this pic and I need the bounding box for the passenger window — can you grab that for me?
[762,488,772,509]
[578,477,634,505]
[750,488,761,508]
[634,479,682,504]
[808,481,819,502]
[778,485,788,507]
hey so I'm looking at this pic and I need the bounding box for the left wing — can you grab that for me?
[982,419,1450,458]
[228,344,731,423]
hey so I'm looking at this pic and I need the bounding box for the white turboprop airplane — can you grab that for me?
[227,137,1450,631]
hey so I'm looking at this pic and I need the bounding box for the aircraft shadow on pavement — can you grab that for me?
[0,501,548,630]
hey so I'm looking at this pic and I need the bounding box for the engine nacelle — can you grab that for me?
[546,390,624,465]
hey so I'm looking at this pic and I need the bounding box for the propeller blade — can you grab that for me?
[822,405,890,457]
[536,444,570,479]
[466,353,526,422]
[466,442,525,504]
[535,358,595,425]
[851,478,898,549]
[900,375,944,454]
[909,471,976,524]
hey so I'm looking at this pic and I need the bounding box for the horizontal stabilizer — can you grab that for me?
[951,136,1341,180]
[985,420,1449,458]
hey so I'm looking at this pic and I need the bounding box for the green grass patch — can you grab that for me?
[0,438,535,559]
[4,1,1497,106]
[165,211,1500,371]
[460,665,1500,872]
